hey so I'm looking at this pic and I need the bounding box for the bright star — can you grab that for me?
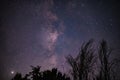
[11,71,15,74]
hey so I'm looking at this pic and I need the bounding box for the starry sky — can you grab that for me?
[0,0,120,80]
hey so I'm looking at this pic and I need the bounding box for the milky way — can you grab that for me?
[0,0,120,80]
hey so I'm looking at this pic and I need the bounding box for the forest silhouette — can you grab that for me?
[11,40,119,80]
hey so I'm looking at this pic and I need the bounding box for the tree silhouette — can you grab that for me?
[96,40,119,80]
[11,66,70,80]
[29,66,42,80]
[66,40,96,80]
[22,74,30,80]
[42,68,70,80]
[11,39,120,80]
[12,73,23,80]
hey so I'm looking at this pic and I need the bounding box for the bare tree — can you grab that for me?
[97,40,119,80]
[66,40,96,80]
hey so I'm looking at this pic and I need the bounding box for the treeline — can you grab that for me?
[12,40,119,80]
[12,66,70,80]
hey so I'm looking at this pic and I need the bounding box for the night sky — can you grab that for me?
[0,0,120,80]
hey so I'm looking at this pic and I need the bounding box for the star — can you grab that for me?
[11,70,15,74]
